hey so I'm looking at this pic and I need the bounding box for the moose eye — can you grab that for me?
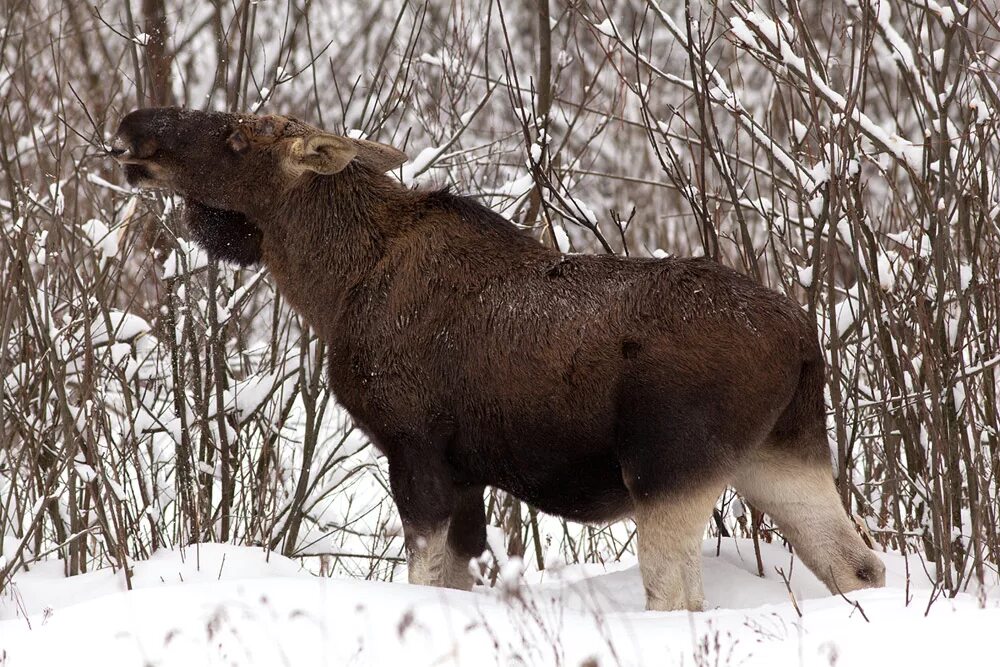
[227,129,251,155]
[134,137,160,159]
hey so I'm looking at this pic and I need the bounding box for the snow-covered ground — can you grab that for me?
[2,540,997,666]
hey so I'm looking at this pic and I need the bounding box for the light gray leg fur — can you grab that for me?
[405,521,451,587]
[441,546,475,590]
[634,485,723,612]
[405,520,477,589]
[735,454,885,593]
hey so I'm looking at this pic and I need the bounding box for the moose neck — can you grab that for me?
[260,166,402,339]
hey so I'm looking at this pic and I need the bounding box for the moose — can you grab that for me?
[111,107,885,611]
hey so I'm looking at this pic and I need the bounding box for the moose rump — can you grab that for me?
[111,107,886,612]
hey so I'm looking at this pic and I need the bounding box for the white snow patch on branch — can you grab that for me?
[163,239,208,279]
[400,145,444,186]
[552,224,571,252]
[594,18,616,37]
[92,311,151,345]
[567,197,598,225]
[733,11,924,172]
[493,173,534,199]
[80,218,120,259]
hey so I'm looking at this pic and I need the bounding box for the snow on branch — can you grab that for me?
[730,4,925,174]
[641,0,816,188]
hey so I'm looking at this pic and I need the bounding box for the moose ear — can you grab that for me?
[351,139,408,173]
[287,134,407,175]
[291,134,358,175]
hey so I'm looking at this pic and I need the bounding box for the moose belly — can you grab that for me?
[505,474,633,524]
[454,438,634,524]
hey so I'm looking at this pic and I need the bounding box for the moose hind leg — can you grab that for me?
[735,453,885,594]
[633,484,724,612]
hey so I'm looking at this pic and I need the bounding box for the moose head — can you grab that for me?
[110,107,407,265]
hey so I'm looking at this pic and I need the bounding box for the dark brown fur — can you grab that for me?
[112,108,884,607]
[184,198,263,266]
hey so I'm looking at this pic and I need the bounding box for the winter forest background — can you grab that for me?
[1,0,999,661]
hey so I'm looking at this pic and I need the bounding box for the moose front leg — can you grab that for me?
[403,519,452,587]
[389,458,452,587]
[397,491,486,590]
[443,486,486,590]
[388,451,481,589]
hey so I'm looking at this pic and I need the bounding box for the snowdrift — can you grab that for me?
[2,540,997,666]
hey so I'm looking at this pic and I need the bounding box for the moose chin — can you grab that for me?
[112,107,885,611]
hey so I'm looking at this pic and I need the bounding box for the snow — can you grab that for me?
[798,265,814,288]
[48,181,64,215]
[876,250,897,292]
[732,11,925,172]
[791,119,809,142]
[91,310,152,345]
[80,218,120,258]
[932,48,945,71]
[958,262,973,290]
[2,540,996,666]
[835,295,857,334]
[594,18,616,38]
[162,238,208,278]
[922,0,966,26]
[72,460,97,483]
[567,197,598,225]
[225,268,267,313]
[418,53,442,67]
[529,142,543,163]
[85,171,135,196]
[400,145,443,185]
[552,224,571,252]
[222,367,297,421]
[970,98,991,124]
[250,87,271,113]
[485,525,509,568]
[32,230,47,265]
[0,543,303,622]
[493,173,535,200]
[2,361,31,394]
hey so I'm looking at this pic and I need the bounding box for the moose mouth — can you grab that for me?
[110,136,172,189]
[118,157,176,190]
[123,163,159,187]
[109,131,261,264]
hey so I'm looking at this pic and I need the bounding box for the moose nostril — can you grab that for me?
[108,136,130,159]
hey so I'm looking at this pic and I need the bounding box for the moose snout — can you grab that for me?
[110,113,171,188]
[108,135,131,161]
[108,132,160,163]
[109,108,172,163]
